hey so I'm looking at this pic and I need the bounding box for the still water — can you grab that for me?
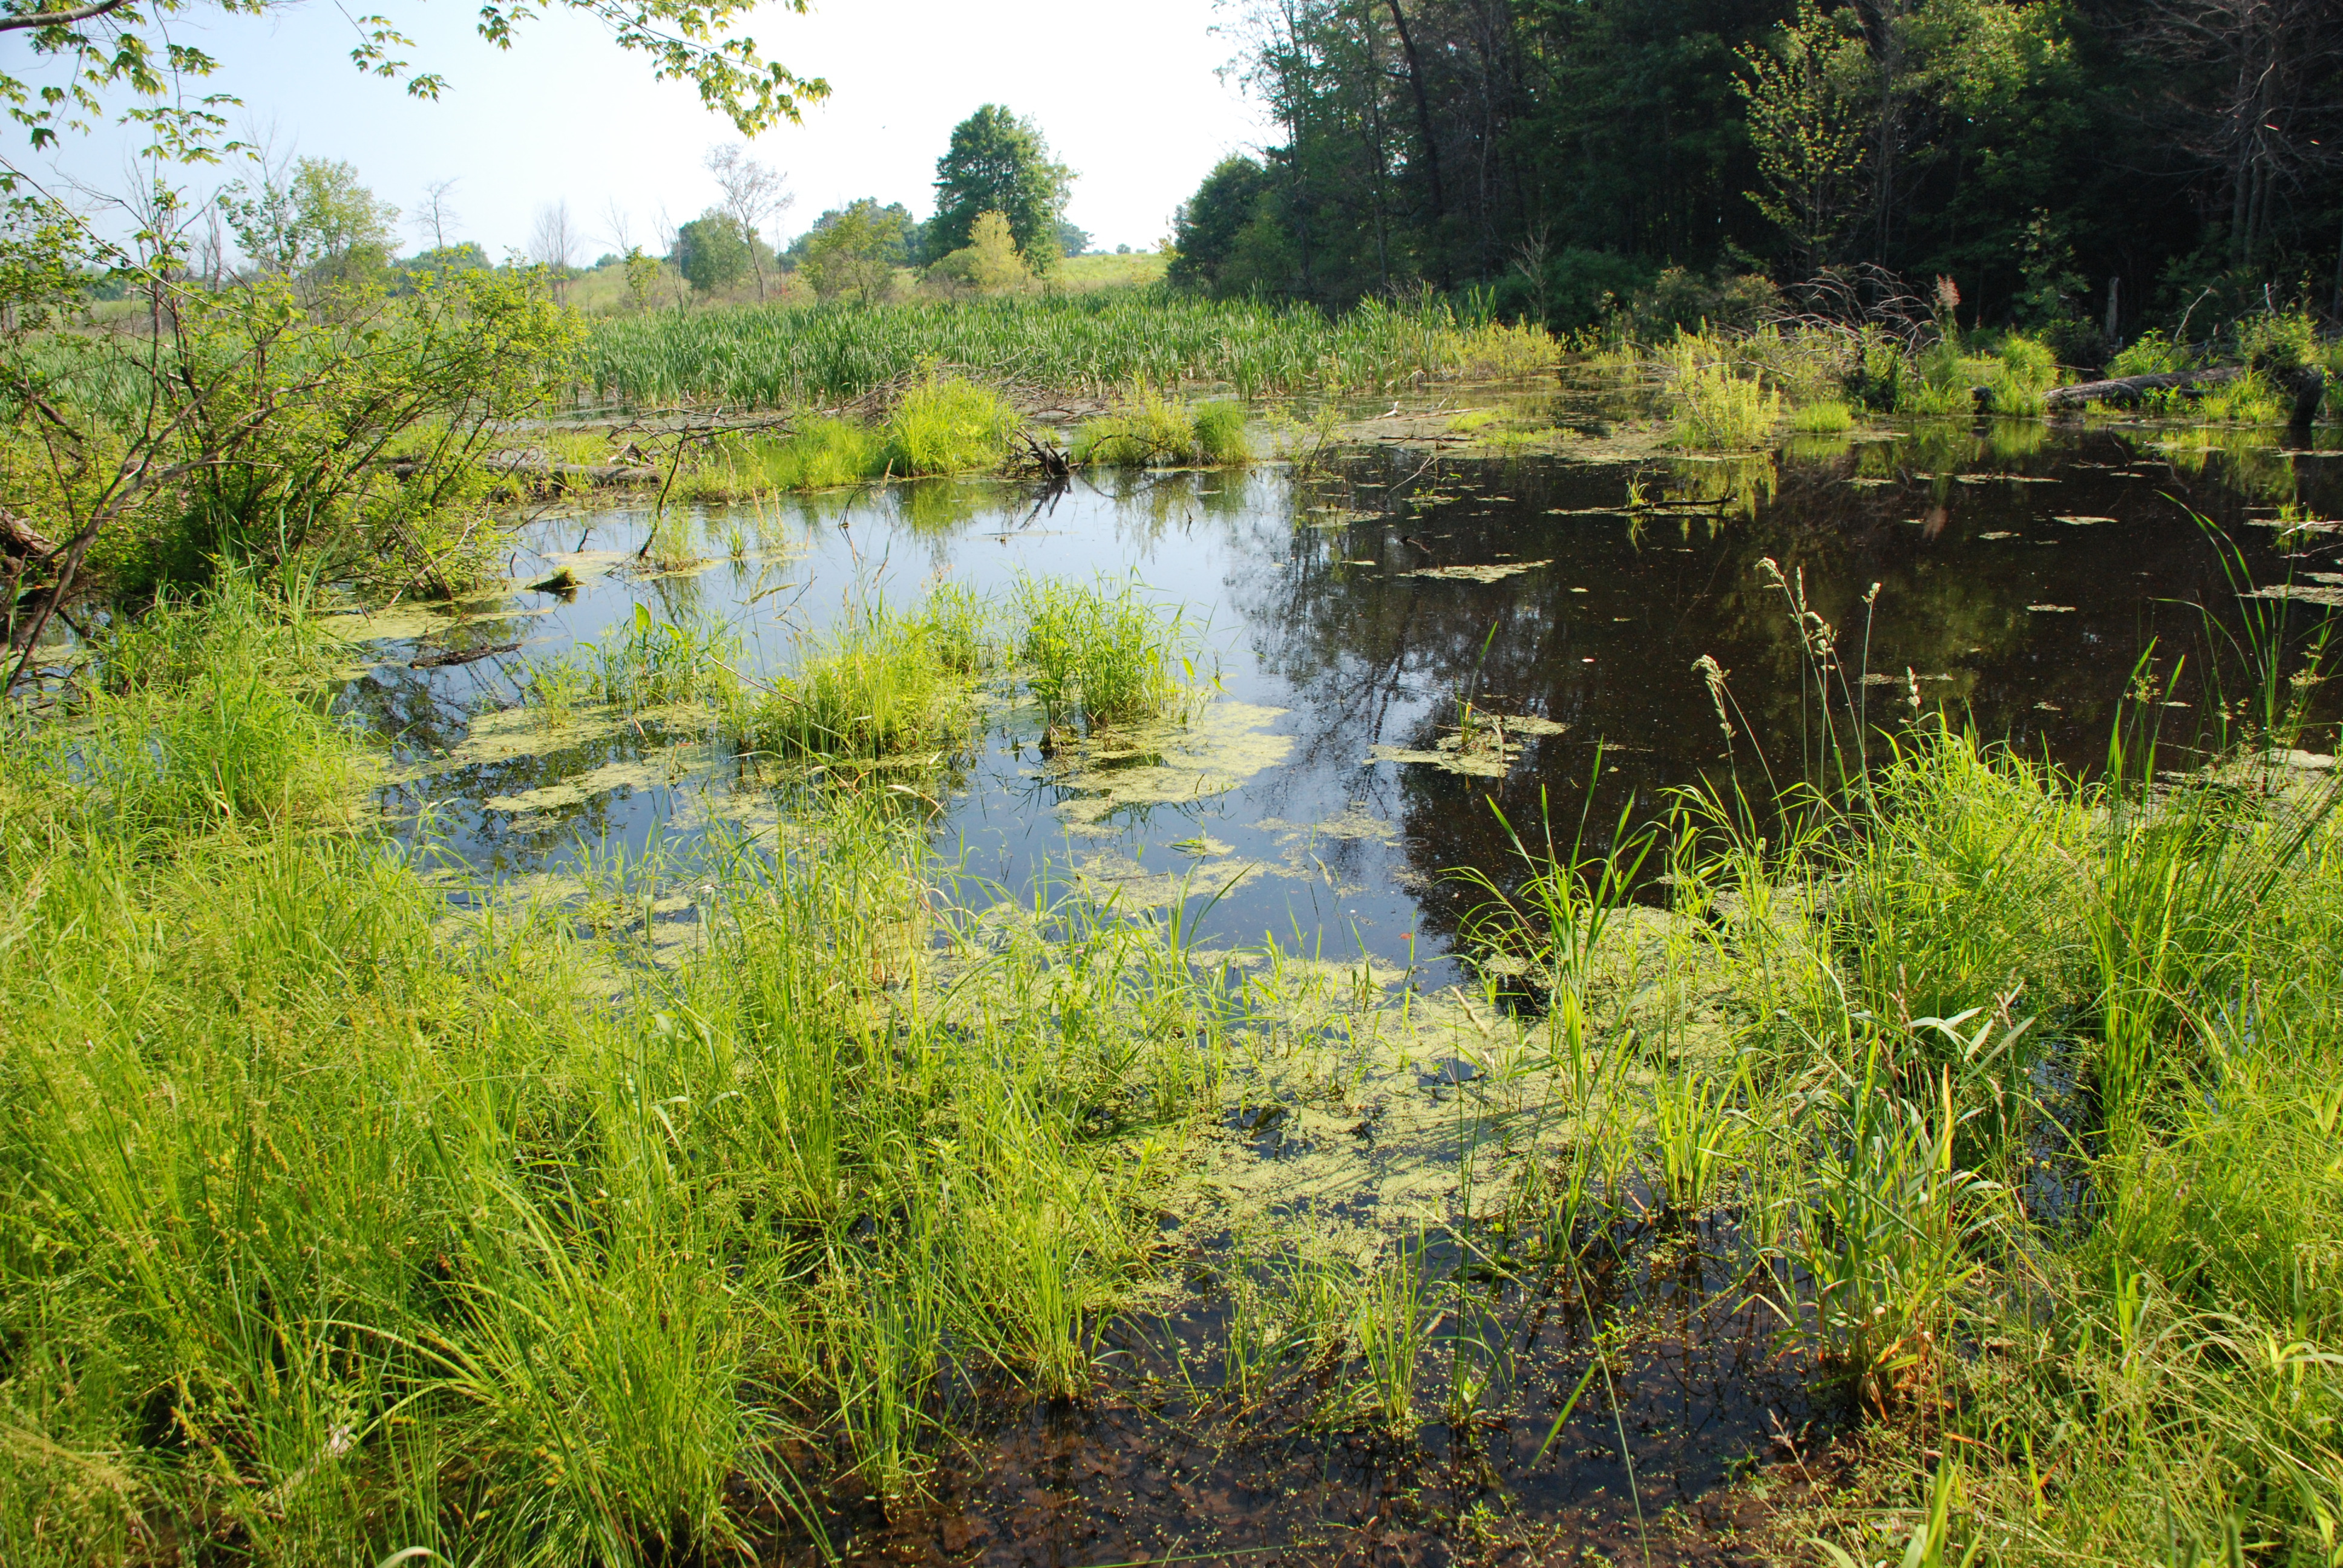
[344,411,2343,977]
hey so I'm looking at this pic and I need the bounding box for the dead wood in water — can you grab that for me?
[2045,363,2325,420]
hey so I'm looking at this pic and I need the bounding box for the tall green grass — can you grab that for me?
[582,290,1558,407]
[0,578,1234,1564]
[1015,574,1198,730]
[1070,385,1250,468]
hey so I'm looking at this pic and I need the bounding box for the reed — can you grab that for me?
[582,289,1558,407]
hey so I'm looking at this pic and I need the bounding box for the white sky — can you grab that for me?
[6,0,1276,258]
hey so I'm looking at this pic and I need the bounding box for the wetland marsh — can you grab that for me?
[13,377,2339,1566]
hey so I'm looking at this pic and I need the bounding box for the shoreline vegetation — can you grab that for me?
[5,547,2341,1567]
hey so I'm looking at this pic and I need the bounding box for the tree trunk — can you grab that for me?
[1384,0,1447,224]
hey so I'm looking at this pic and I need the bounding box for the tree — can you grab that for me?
[0,0,829,165]
[928,105,1072,271]
[1168,155,1277,294]
[1055,219,1090,258]
[704,143,791,299]
[675,209,750,296]
[1735,0,1874,275]
[414,177,459,252]
[798,199,914,301]
[926,210,1030,295]
[529,200,578,270]
[223,154,399,289]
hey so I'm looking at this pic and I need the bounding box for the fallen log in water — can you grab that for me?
[2045,363,2326,420]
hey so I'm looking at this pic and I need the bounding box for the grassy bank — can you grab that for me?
[581,289,1558,408]
[0,577,1229,1565]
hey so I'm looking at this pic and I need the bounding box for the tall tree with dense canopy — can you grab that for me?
[927,105,1073,272]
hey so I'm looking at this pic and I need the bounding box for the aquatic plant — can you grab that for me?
[730,592,983,764]
[880,372,1018,475]
[1015,573,1196,730]
[1070,384,1250,468]
[1789,397,1855,434]
[1667,358,1783,449]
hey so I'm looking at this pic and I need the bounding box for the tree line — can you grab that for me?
[76,105,1099,313]
[1171,0,2343,356]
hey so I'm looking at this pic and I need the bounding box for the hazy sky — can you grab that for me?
[10,0,1276,258]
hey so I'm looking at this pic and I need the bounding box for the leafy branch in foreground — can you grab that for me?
[0,0,825,164]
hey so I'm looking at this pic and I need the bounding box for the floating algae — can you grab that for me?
[1400,559,1553,584]
[1044,699,1295,832]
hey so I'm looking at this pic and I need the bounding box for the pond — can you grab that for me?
[342,402,2343,983]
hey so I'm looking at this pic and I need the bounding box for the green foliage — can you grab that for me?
[747,416,886,490]
[1070,386,1251,468]
[0,0,827,162]
[1982,333,2058,415]
[2,264,579,602]
[1014,573,1193,731]
[585,289,1558,406]
[1167,155,1281,297]
[1732,0,1873,272]
[796,199,916,302]
[732,593,984,764]
[879,372,1015,475]
[1790,397,1855,433]
[927,104,1072,272]
[1663,336,1783,448]
[676,209,753,296]
[925,211,1031,295]
[2238,310,2319,375]
[2108,329,2186,377]
[0,580,1233,1561]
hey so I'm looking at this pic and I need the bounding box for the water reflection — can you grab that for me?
[341,412,2343,969]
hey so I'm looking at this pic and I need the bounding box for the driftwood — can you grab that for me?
[409,641,520,670]
[2045,363,2326,420]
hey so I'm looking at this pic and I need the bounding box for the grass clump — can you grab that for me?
[1981,334,2058,415]
[880,372,1017,475]
[529,604,742,719]
[1072,385,1251,468]
[1789,397,1855,434]
[743,416,886,490]
[1016,573,1196,730]
[1666,354,1783,449]
[731,590,994,765]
